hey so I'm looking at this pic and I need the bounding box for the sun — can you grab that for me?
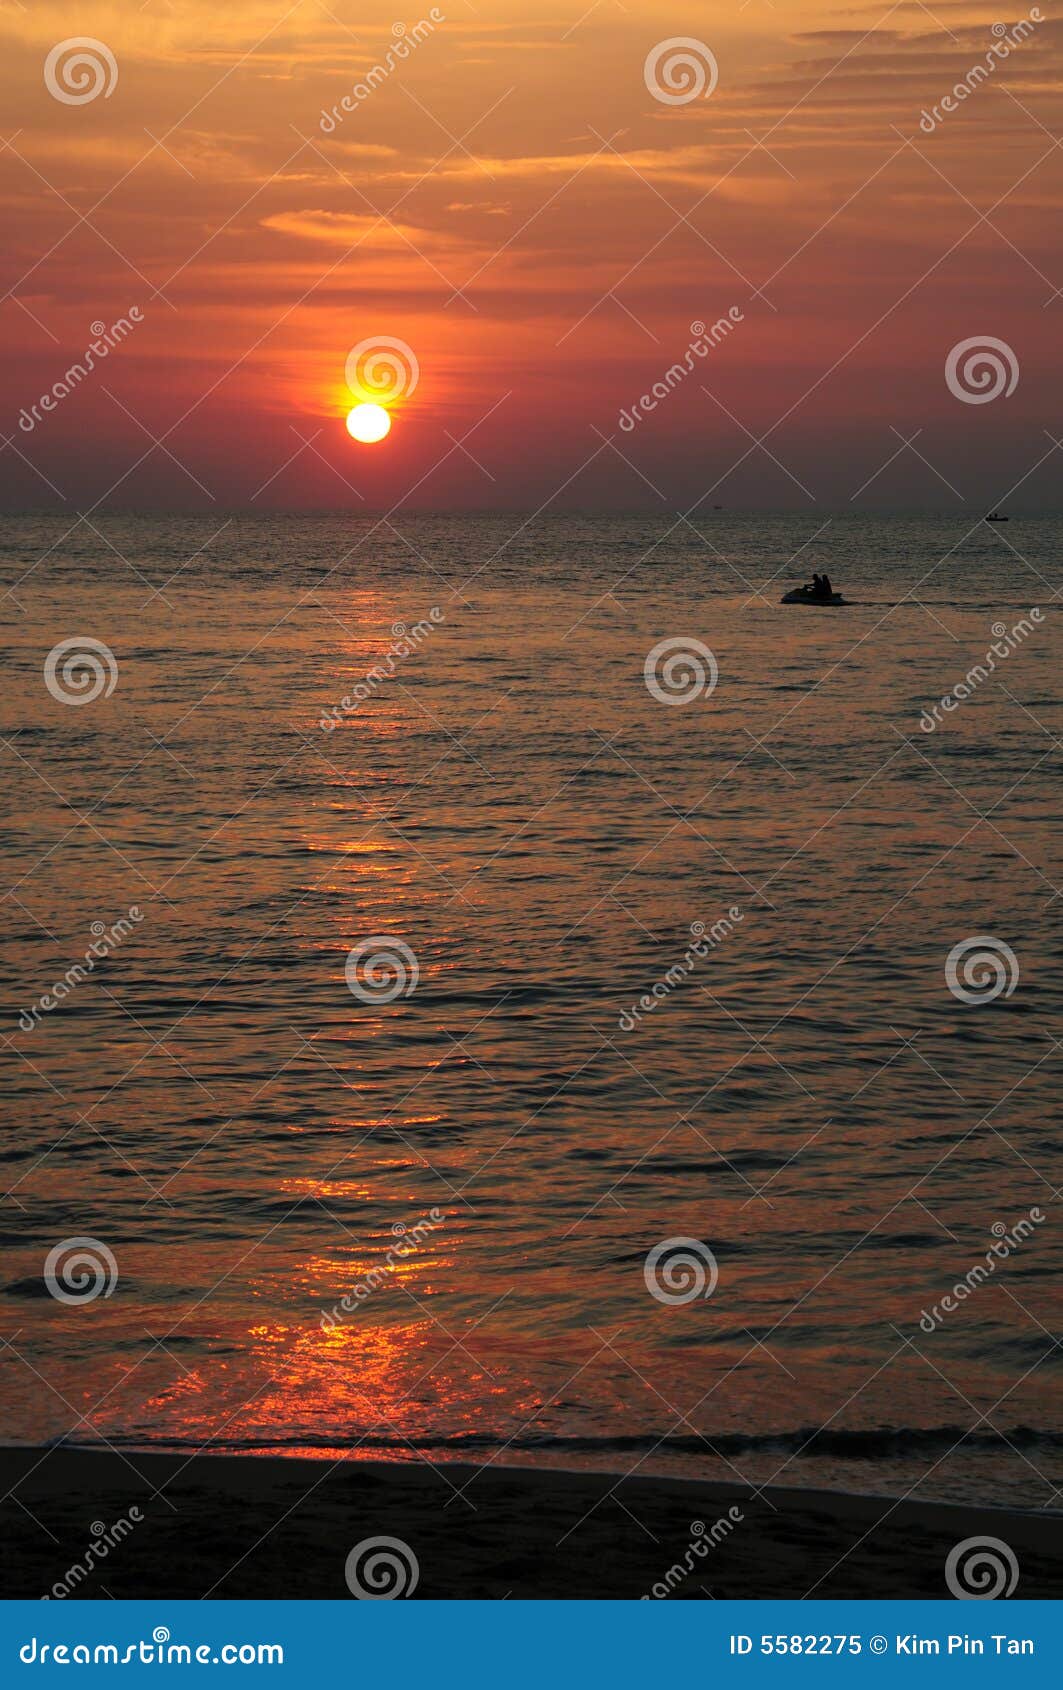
[346,402,391,443]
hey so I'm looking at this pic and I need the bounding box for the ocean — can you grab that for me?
[2,510,1060,1508]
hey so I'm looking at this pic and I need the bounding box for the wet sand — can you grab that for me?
[3,1447,1060,1599]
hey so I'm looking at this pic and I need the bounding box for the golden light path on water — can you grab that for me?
[3,513,1061,1509]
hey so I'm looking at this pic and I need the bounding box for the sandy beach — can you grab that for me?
[3,1447,1060,1600]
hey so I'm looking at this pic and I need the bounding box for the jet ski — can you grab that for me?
[781,586,847,605]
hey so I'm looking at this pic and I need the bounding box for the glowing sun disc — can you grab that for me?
[346,402,391,443]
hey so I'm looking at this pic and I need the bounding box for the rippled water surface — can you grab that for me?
[2,512,1060,1507]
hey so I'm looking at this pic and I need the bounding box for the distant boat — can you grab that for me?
[782,586,847,606]
[985,512,1009,522]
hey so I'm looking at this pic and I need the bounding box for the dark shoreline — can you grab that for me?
[3,1446,1061,1599]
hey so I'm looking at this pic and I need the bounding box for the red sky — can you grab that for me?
[2,0,1062,511]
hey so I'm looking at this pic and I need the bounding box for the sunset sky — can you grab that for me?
[2,0,1061,510]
